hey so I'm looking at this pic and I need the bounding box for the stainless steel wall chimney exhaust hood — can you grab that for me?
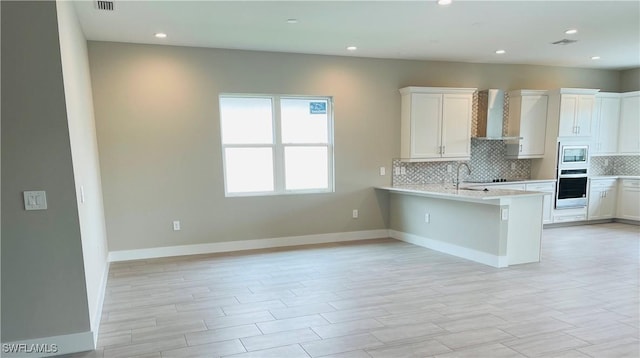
[475,89,522,140]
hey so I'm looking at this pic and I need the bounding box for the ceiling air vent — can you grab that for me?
[551,39,578,45]
[96,1,114,11]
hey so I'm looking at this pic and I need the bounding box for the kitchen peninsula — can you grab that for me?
[378,184,546,268]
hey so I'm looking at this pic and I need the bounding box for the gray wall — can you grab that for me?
[620,68,640,92]
[56,0,109,336]
[88,41,623,252]
[389,193,503,255]
[1,1,90,342]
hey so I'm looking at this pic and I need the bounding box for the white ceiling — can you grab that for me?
[73,0,640,70]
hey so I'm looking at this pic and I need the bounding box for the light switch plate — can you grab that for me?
[24,191,47,210]
[501,208,509,221]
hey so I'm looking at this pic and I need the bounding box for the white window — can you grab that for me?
[220,94,334,196]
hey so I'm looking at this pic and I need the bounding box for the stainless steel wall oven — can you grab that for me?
[555,142,589,209]
[556,168,588,209]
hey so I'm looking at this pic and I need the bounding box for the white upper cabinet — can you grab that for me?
[618,91,640,155]
[506,90,548,158]
[592,93,621,155]
[557,91,597,137]
[400,87,476,161]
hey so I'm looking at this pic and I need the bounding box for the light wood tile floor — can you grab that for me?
[66,223,639,358]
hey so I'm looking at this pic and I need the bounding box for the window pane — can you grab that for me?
[220,97,273,144]
[284,146,329,190]
[225,148,274,193]
[281,98,329,144]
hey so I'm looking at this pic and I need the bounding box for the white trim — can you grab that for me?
[399,86,477,95]
[91,261,110,346]
[1,331,94,357]
[108,230,389,262]
[389,230,507,268]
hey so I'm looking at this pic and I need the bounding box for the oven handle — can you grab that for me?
[559,174,588,178]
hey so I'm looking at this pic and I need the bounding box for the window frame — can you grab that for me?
[219,93,335,197]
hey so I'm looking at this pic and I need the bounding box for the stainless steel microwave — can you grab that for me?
[559,144,589,168]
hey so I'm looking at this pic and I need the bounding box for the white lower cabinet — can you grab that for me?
[553,211,587,223]
[466,181,555,224]
[526,182,555,224]
[617,179,640,221]
[588,179,618,220]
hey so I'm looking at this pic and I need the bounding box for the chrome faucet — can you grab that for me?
[456,163,471,188]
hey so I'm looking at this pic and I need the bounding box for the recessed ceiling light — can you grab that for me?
[591,56,601,60]
[286,19,298,24]
[495,49,506,54]
[154,32,167,39]
[346,46,357,51]
[437,0,452,5]
[565,29,578,35]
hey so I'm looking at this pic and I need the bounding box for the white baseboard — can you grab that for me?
[1,331,94,357]
[91,260,110,346]
[108,229,390,262]
[389,230,507,268]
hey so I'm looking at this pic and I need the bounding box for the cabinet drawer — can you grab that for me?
[621,179,640,189]
[493,183,526,191]
[526,183,555,192]
[590,179,617,190]
[554,214,587,223]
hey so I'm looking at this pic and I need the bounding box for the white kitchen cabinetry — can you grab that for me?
[526,182,555,224]
[506,90,548,159]
[617,179,640,221]
[592,93,621,155]
[588,178,617,220]
[554,89,599,138]
[618,91,640,154]
[465,180,555,224]
[400,87,476,161]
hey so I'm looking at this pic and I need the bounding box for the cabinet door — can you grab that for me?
[519,95,548,156]
[526,182,554,224]
[589,179,617,220]
[593,96,620,154]
[619,94,640,154]
[601,187,617,218]
[575,95,594,136]
[588,189,604,219]
[410,93,442,158]
[558,94,578,136]
[618,180,640,220]
[441,94,472,158]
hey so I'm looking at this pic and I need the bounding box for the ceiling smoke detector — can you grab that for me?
[551,39,578,45]
[96,1,114,11]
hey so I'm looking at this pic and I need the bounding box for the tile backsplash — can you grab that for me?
[392,139,531,185]
[589,156,640,176]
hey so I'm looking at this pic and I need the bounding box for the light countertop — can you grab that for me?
[590,175,640,180]
[377,184,545,204]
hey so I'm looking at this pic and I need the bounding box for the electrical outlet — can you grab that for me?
[501,209,509,221]
[447,165,452,173]
[352,209,359,219]
[379,167,386,176]
[394,167,401,175]
[511,163,516,170]
[424,213,430,223]
[23,191,47,210]
[173,220,181,231]
[400,167,406,175]
[604,159,609,166]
